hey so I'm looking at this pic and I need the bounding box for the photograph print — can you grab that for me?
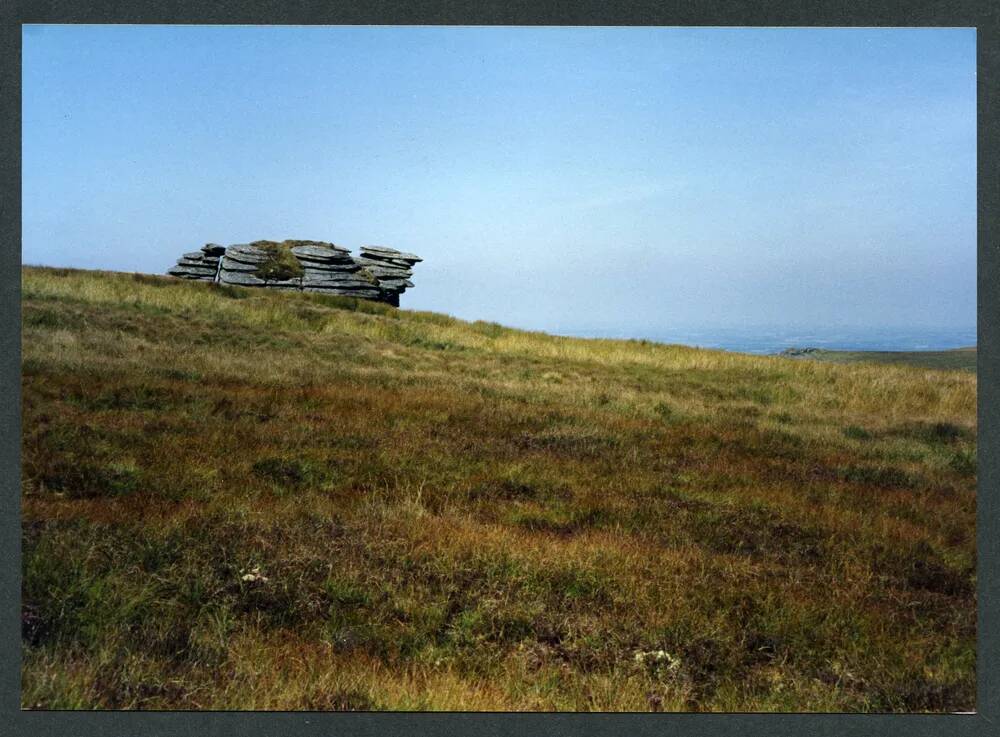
[20,25,977,712]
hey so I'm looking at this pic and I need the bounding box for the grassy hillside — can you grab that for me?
[782,347,977,372]
[21,267,977,711]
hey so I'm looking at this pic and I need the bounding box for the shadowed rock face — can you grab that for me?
[354,245,422,305]
[166,241,420,305]
[166,244,224,281]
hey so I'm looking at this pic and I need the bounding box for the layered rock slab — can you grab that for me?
[167,243,224,281]
[168,240,421,304]
[355,245,421,304]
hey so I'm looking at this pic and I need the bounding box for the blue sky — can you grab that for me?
[22,26,976,334]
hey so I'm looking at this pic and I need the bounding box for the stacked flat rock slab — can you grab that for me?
[216,244,304,290]
[355,246,422,306]
[167,240,421,305]
[219,244,272,287]
[167,243,225,281]
[294,243,383,300]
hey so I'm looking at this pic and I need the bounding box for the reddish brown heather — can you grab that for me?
[20,266,976,711]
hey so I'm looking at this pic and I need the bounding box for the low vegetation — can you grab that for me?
[248,240,307,281]
[21,266,976,711]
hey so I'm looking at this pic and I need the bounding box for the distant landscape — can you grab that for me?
[780,346,976,372]
[557,326,978,362]
[21,266,976,711]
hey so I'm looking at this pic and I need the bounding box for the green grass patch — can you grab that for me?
[843,425,872,440]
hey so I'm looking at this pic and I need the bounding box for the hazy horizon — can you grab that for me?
[22,25,976,337]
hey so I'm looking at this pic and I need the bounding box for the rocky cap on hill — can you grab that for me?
[780,347,824,358]
[167,240,421,305]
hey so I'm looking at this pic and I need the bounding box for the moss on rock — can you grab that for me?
[249,240,306,282]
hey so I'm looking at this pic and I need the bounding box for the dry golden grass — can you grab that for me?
[21,266,976,711]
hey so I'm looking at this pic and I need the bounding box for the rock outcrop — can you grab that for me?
[167,240,420,305]
[294,242,382,301]
[167,243,225,281]
[355,246,422,307]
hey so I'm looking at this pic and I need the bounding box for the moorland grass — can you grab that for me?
[20,266,976,711]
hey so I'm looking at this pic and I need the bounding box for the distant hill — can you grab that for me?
[780,346,976,372]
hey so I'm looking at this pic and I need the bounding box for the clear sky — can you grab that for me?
[22,25,976,334]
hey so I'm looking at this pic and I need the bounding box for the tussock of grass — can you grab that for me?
[20,266,976,711]
[248,240,306,282]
